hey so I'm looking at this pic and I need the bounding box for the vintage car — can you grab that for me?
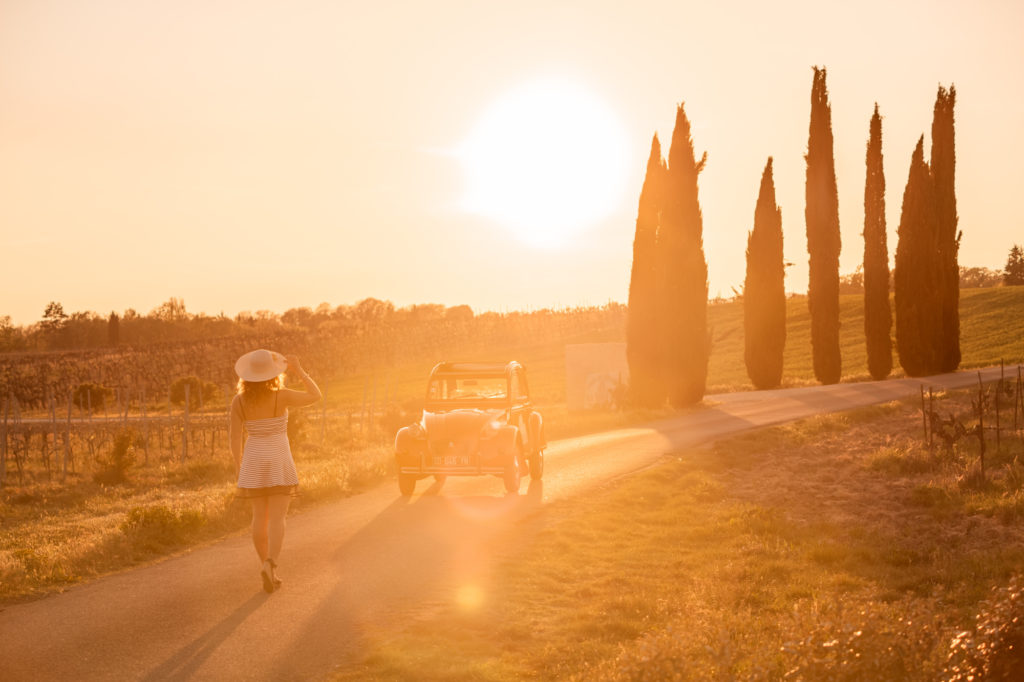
[394,361,545,496]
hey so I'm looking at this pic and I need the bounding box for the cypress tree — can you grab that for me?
[107,311,120,347]
[863,104,892,380]
[894,137,941,376]
[1004,245,1024,285]
[805,67,842,384]
[660,103,709,407]
[627,134,667,406]
[744,158,786,389]
[931,85,960,372]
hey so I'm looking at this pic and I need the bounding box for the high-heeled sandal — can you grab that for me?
[269,558,282,589]
[260,559,276,593]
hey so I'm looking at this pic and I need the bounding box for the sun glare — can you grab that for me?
[458,78,629,248]
[455,584,485,611]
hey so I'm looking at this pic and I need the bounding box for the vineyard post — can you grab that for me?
[920,386,927,447]
[1017,366,1023,443]
[181,383,190,463]
[1,396,7,488]
[141,387,149,465]
[977,372,986,474]
[1011,366,1019,430]
[320,380,326,448]
[370,374,378,438]
[64,390,72,477]
[996,360,1004,450]
[49,388,58,479]
[86,389,95,458]
[11,397,22,485]
[928,388,935,451]
[167,389,173,454]
[361,377,368,435]
[122,386,129,427]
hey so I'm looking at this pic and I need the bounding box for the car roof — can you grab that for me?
[428,361,522,377]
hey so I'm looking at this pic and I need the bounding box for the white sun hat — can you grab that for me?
[235,349,287,382]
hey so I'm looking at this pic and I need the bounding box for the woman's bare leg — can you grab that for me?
[266,495,292,562]
[250,497,270,562]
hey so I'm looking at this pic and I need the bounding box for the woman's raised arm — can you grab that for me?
[280,355,322,408]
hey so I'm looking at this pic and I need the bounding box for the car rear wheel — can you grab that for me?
[529,449,544,480]
[504,446,522,494]
[398,473,416,497]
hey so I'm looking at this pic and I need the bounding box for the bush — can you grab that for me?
[1004,457,1024,493]
[92,429,139,484]
[379,399,422,439]
[288,408,309,448]
[165,459,232,486]
[768,601,946,681]
[169,376,222,410]
[944,574,1024,681]
[120,505,207,552]
[73,382,113,411]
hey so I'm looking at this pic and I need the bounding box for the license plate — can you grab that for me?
[432,455,471,467]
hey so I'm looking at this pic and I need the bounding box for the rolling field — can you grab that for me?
[2,287,1024,605]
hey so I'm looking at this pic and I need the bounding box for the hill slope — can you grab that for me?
[705,287,1024,392]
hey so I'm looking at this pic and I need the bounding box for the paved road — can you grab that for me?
[0,368,1005,681]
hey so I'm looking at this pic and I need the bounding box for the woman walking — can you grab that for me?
[230,349,322,593]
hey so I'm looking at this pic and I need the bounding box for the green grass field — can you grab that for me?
[706,287,1024,392]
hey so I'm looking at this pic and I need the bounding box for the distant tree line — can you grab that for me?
[627,66,1008,402]
[0,296,477,353]
[1,303,627,409]
[837,265,1008,295]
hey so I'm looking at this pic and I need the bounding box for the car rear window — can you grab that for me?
[428,376,507,401]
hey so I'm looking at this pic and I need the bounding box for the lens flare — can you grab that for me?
[456,584,485,611]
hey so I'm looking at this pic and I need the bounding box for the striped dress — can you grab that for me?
[237,410,299,497]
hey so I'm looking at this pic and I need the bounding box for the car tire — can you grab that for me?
[504,447,522,494]
[398,473,416,497]
[529,449,544,480]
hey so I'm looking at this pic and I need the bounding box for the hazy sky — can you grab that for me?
[2,0,1022,325]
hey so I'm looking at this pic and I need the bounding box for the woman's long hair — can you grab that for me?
[237,375,284,408]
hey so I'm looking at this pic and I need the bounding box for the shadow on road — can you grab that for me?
[264,481,544,679]
[141,593,267,682]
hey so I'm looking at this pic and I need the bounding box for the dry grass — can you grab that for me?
[0,422,395,603]
[0,402,656,604]
[329,389,1024,681]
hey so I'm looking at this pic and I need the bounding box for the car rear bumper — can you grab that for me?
[397,451,513,475]
[397,464,509,476]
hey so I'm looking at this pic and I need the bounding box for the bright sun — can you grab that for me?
[458,78,629,248]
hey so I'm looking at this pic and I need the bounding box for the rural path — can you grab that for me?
[0,367,1005,681]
